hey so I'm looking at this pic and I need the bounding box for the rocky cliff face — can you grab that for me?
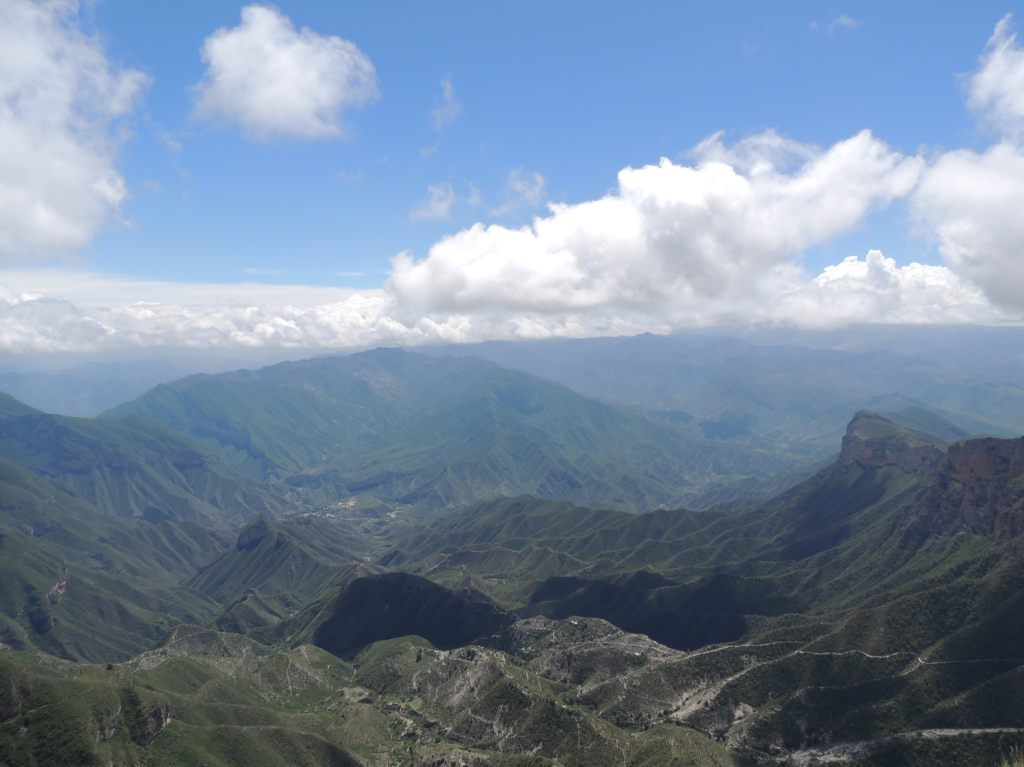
[837,412,946,476]
[836,413,1024,540]
[913,436,1024,539]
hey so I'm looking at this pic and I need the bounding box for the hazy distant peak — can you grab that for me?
[0,390,43,419]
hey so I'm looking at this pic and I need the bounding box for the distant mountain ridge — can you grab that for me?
[103,348,799,512]
[430,332,1024,457]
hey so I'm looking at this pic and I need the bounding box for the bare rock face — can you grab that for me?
[837,412,946,476]
[945,436,1024,488]
[916,436,1024,539]
[837,414,1024,540]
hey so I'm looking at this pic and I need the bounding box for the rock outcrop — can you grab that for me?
[838,411,946,476]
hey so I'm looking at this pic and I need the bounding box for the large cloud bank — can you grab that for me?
[909,15,1024,313]
[1,11,1023,353]
[0,244,1004,353]
[390,130,921,315]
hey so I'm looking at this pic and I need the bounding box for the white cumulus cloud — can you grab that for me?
[913,143,1024,311]
[0,0,149,260]
[767,251,1005,328]
[967,14,1024,139]
[912,15,1024,313]
[391,130,922,315]
[0,250,1005,355]
[491,168,547,216]
[410,182,456,221]
[194,4,378,140]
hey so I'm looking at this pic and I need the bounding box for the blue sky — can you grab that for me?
[2,1,1024,353]
[92,0,1005,282]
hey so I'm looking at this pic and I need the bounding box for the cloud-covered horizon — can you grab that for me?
[0,242,1009,354]
[2,9,1024,353]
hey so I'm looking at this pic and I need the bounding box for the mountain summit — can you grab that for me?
[837,410,948,475]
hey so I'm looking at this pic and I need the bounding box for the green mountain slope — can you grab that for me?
[0,391,381,662]
[186,515,372,632]
[4,370,1024,766]
[0,391,41,419]
[370,412,1024,762]
[0,393,319,661]
[0,459,226,661]
[0,400,295,527]
[103,348,799,512]
[0,452,252,660]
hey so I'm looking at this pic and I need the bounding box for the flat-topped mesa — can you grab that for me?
[837,411,946,476]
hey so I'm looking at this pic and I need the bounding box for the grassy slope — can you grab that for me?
[187,515,373,629]
[0,458,230,661]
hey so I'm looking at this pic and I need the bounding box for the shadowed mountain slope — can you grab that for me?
[302,572,516,659]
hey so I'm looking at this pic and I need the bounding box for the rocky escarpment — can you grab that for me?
[910,436,1024,538]
[838,411,946,476]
